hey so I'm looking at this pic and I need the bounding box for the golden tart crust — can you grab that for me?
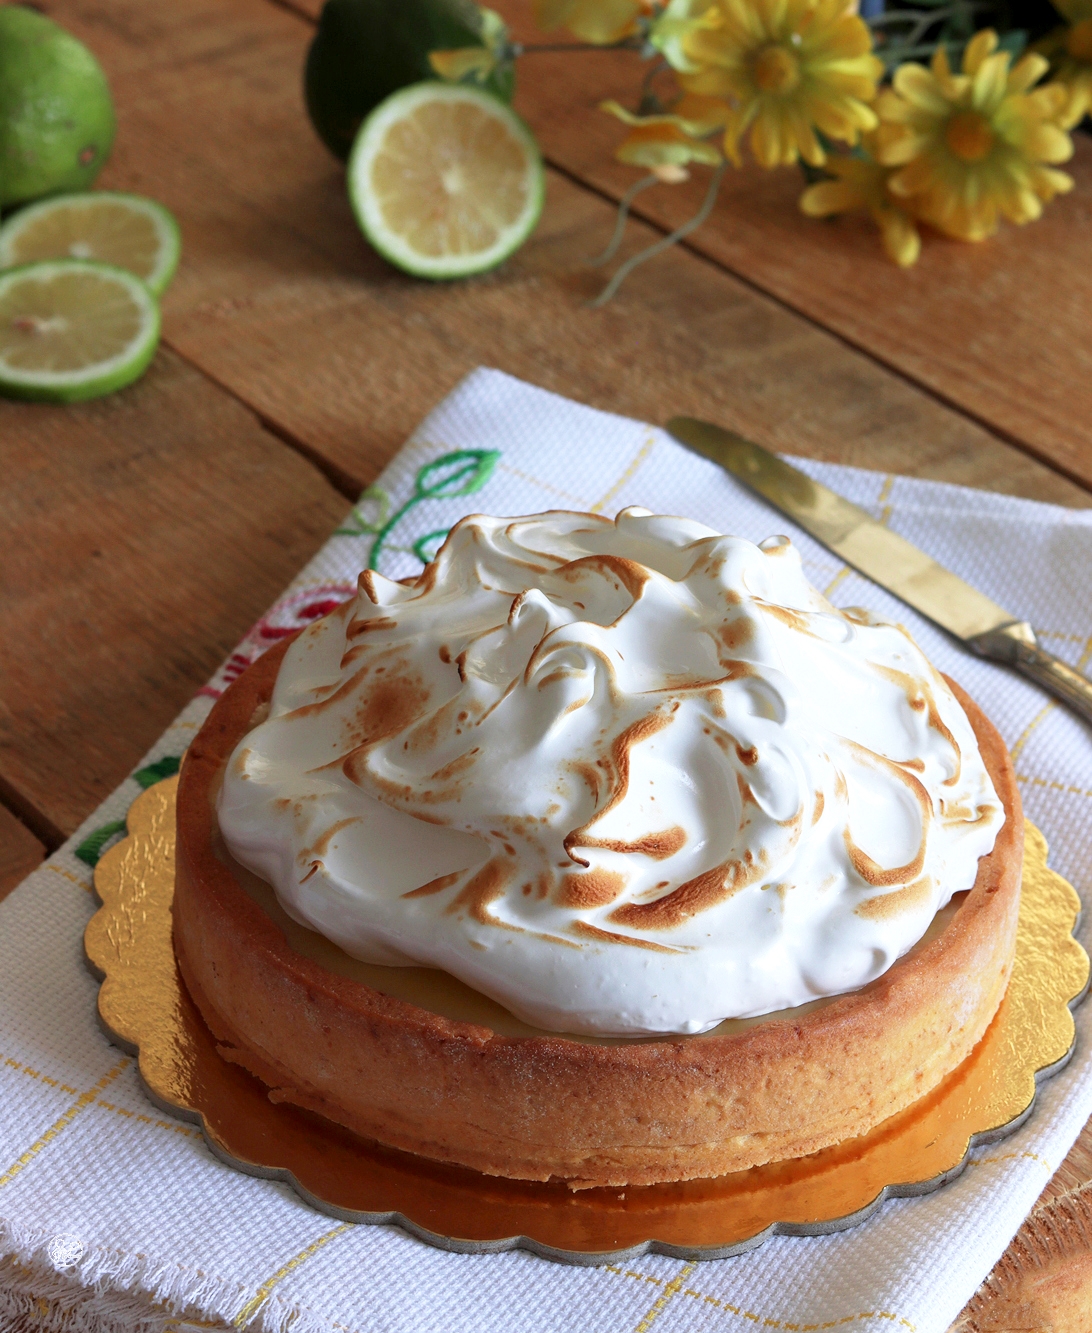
[173,633,1023,1189]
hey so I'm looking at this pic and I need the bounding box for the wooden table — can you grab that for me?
[1,0,1090,1325]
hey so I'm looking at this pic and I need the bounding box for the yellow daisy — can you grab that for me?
[875,31,1075,242]
[1037,0,1092,127]
[799,135,921,265]
[669,0,883,167]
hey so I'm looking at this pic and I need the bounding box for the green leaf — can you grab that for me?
[335,484,390,537]
[996,27,1028,54]
[415,449,500,500]
[74,819,127,868]
[132,755,181,789]
[412,528,452,564]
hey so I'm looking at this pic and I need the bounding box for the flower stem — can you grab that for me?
[589,161,728,308]
[509,37,645,55]
[588,174,660,266]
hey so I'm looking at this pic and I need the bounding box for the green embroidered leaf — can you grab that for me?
[73,757,182,867]
[412,529,451,565]
[414,449,500,501]
[367,449,502,572]
[133,755,181,789]
[335,484,390,537]
[74,819,127,868]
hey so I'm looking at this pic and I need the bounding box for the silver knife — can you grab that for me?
[665,415,1092,727]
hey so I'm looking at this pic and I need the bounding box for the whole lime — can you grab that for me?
[305,0,514,162]
[0,6,116,211]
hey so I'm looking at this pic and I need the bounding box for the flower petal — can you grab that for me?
[875,128,929,165]
[887,155,935,196]
[428,47,497,82]
[1022,121,1075,162]
[875,207,921,265]
[800,178,862,214]
[971,52,1013,115]
[963,29,999,77]
[562,0,643,43]
[892,62,950,113]
[1029,164,1075,197]
[1007,52,1049,94]
[999,186,1043,223]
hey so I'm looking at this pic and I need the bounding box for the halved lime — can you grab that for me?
[0,193,181,296]
[348,82,544,280]
[0,259,160,402]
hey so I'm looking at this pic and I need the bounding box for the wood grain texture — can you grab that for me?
[490,0,1092,491]
[0,347,348,837]
[37,0,1090,513]
[1,0,1090,1320]
[0,807,44,904]
[955,1180,1092,1330]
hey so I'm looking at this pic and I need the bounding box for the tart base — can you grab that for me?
[171,637,1027,1188]
[86,775,1089,1261]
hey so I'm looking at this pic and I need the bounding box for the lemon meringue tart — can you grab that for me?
[174,508,1021,1188]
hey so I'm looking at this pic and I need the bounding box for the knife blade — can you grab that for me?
[665,415,1092,727]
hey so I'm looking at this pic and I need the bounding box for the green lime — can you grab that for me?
[0,7,116,210]
[0,192,181,295]
[305,0,514,162]
[348,82,544,280]
[0,259,160,401]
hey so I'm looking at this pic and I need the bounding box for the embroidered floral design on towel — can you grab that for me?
[336,447,500,571]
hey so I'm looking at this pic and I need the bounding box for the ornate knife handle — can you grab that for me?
[968,622,1092,729]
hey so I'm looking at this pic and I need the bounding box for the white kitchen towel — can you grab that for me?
[3,367,1092,1333]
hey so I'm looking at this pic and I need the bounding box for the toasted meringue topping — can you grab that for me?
[217,508,1003,1036]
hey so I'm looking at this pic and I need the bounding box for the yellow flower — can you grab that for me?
[668,0,883,167]
[648,0,721,73]
[428,47,499,82]
[876,31,1075,242]
[429,8,508,85]
[799,136,921,265]
[601,96,727,179]
[615,123,726,176]
[1037,0,1092,128]
[533,0,643,43]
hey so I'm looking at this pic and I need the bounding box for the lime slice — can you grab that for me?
[0,259,160,402]
[0,193,181,296]
[348,82,544,280]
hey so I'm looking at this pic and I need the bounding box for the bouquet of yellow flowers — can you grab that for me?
[426,0,1087,288]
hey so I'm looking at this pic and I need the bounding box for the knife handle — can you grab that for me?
[968,622,1092,729]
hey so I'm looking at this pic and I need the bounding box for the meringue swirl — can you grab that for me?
[217,508,1004,1036]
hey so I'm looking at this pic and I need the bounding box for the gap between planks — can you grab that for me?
[165,342,363,501]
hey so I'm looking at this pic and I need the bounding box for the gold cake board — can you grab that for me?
[84,777,1090,1265]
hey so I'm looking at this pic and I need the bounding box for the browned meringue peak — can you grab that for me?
[217,508,1003,1036]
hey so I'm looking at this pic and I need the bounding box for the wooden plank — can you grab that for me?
[42,0,1091,514]
[954,1176,1092,1330]
[0,807,45,904]
[0,347,348,837]
[1042,1123,1092,1204]
[486,2,1092,492]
